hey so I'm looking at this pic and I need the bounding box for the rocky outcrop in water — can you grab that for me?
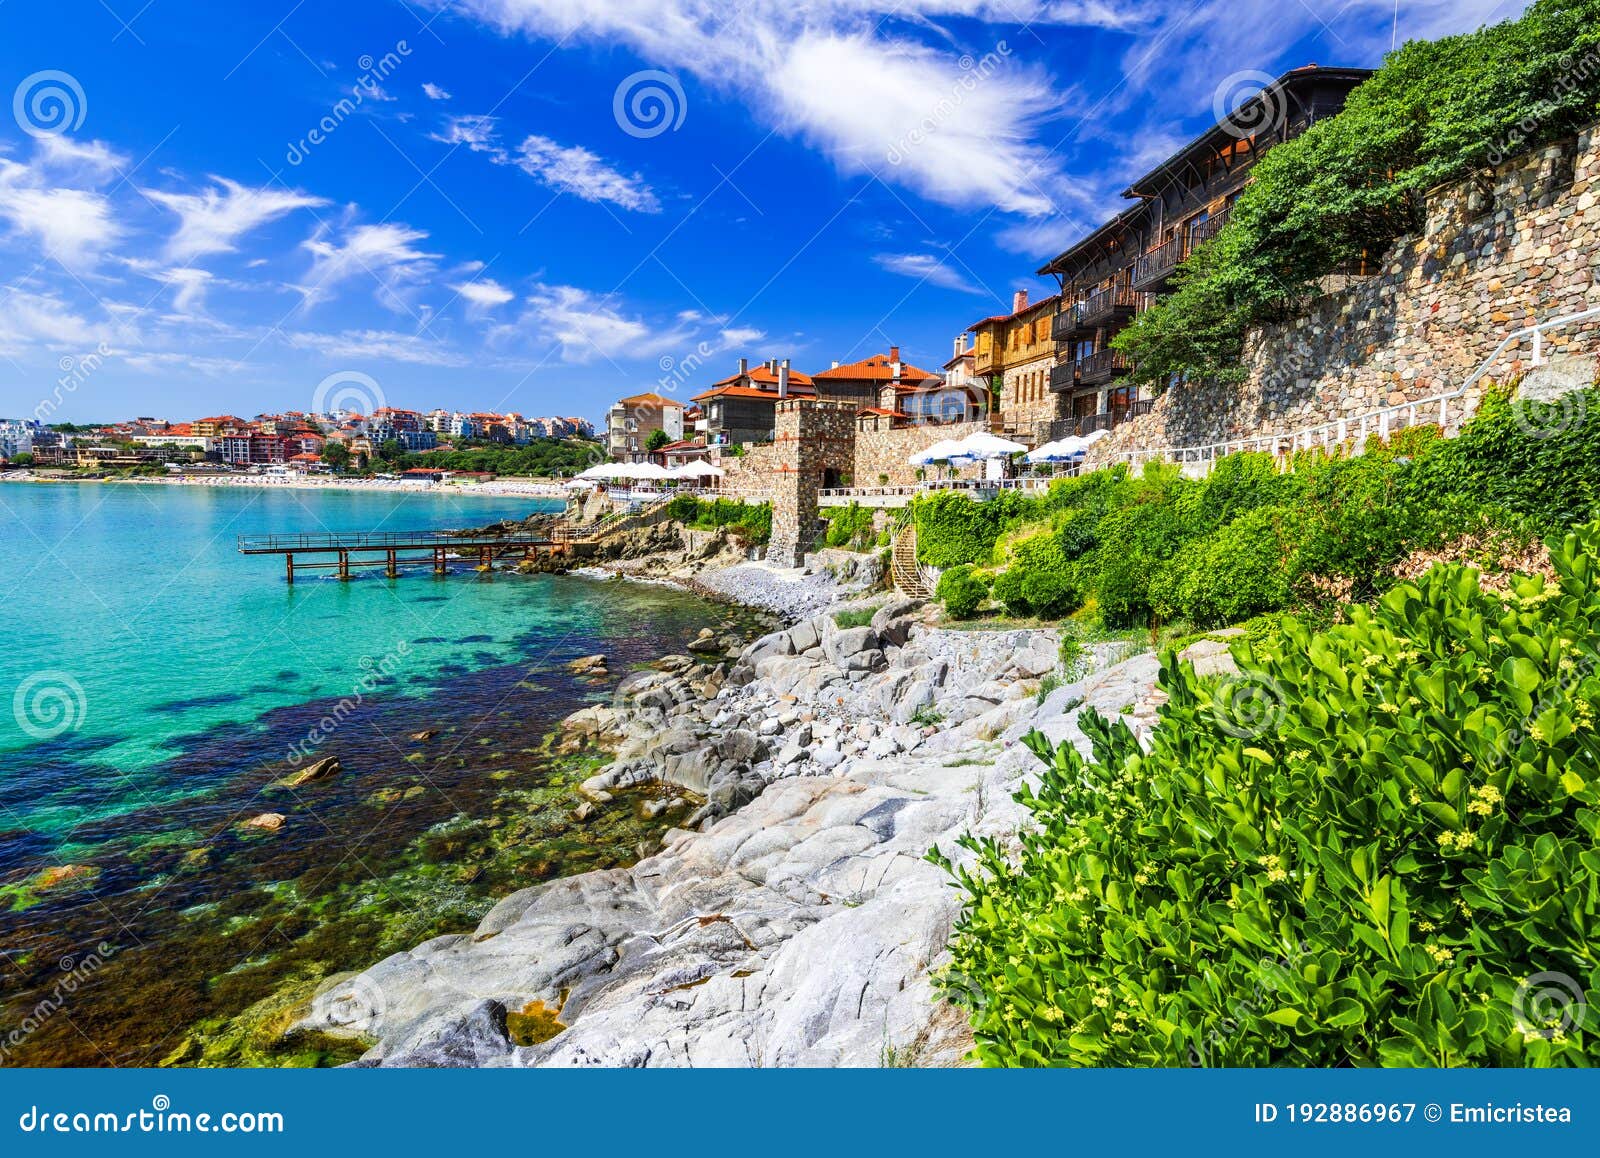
[298,596,1165,1067]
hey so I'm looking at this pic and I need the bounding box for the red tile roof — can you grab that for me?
[691,382,817,403]
[812,352,939,382]
[616,392,683,408]
[707,365,815,389]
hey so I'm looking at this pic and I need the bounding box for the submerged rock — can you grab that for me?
[281,754,340,788]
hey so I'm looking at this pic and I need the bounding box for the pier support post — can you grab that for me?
[386,549,397,578]
[338,549,350,581]
[285,554,294,585]
[434,548,446,575]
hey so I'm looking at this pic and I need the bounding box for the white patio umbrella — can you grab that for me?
[1080,427,1112,445]
[956,432,1028,459]
[625,462,672,481]
[908,439,969,465]
[671,461,723,478]
[1026,437,1082,463]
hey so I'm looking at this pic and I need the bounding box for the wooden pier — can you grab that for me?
[236,528,580,583]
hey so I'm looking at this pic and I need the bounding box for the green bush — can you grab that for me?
[823,503,876,550]
[1151,507,1296,627]
[666,496,772,544]
[991,567,1031,618]
[936,565,990,620]
[936,524,1600,1066]
[913,489,1038,568]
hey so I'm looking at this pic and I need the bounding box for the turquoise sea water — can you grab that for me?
[0,480,748,1066]
[0,482,570,830]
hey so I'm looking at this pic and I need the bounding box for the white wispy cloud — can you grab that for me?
[0,158,121,266]
[422,82,453,100]
[430,114,661,213]
[512,283,692,364]
[298,221,440,310]
[450,276,515,309]
[286,328,469,366]
[510,135,660,213]
[142,177,327,262]
[873,251,982,294]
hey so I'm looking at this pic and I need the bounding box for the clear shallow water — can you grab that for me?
[0,481,751,1066]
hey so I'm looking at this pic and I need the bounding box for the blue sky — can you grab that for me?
[0,0,1524,426]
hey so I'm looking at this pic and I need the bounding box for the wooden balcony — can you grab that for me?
[1047,360,1077,393]
[1077,278,1140,328]
[1050,304,1086,343]
[1075,348,1133,386]
[1132,236,1185,290]
[1188,206,1231,248]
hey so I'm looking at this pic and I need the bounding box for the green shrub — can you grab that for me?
[833,606,876,629]
[936,565,990,620]
[668,496,772,544]
[991,567,1031,617]
[936,524,1600,1066]
[824,503,876,550]
[914,490,1038,568]
[1151,507,1297,627]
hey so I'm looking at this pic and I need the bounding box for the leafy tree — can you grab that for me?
[645,428,672,452]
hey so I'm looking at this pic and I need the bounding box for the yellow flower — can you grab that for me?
[1424,943,1455,966]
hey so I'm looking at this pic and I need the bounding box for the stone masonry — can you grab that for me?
[766,400,858,568]
[1087,124,1600,466]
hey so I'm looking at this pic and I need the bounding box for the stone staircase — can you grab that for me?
[891,523,932,598]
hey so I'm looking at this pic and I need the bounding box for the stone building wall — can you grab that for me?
[998,352,1068,431]
[1086,127,1600,467]
[766,401,859,568]
[852,419,988,486]
[719,443,782,500]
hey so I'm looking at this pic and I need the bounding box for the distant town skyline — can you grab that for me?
[0,0,1519,424]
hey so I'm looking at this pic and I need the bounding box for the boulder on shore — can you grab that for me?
[243,812,287,833]
[567,654,609,676]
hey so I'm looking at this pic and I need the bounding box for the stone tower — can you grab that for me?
[766,399,858,568]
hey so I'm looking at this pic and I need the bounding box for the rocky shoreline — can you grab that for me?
[298,558,1170,1067]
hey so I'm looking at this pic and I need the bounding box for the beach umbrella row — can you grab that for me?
[906,431,1030,466]
[1025,428,1114,463]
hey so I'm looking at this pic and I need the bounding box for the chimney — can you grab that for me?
[889,345,902,380]
[831,360,840,369]
[738,357,748,375]
[778,362,790,399]
[953,335,963,358]
[1012,289,1028,314]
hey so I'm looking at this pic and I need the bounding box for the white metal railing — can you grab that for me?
[818,476,1056,503]
[1106,303,1600,476]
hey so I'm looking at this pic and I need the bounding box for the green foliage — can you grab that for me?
[824,503,876,550]
[1116,0,1600,387]
[833,606,877,629]
[665,496,772,544]
[936,565,990,620]
[937,523,1600,1066]
[1151,507,1297,627]
[393,437,604,477]
[644,428,672,452]
[912,489,1036,567]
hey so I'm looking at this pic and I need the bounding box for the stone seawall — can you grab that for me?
[1088,125,1600,466]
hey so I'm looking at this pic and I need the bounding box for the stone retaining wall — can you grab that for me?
[852,420,988,486]
[1087,124,1600,466]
